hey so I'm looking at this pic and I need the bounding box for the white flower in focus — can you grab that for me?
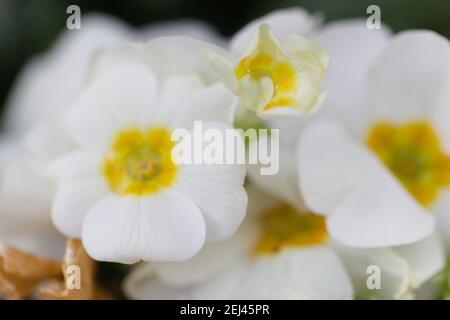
[50,64,247,263]
[0,15,136,260]
[208,10,329,118]
[123,185,353,300]
[0,14,222,260]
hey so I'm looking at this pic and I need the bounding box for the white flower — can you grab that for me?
[240,9,446,298]
[4,14,133,136]
[0,14,222,260]
[0,138,65,259]
[207,9,329,118]
[0,15,134,260]
[123,184,353,300]
[51,63,247,263]
[298,30,450,298]
[5,14,222,162]
[298,29,450,287]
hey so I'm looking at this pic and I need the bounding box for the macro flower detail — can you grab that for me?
[209,23,329,118]
[50,65,247,264]
[2,2,450,301]
[295,30,449,297]
[253,204,328,254]
[238,11,447,298]
[367,121,450,205]
[103,127,177,195]
[124,185,353,300]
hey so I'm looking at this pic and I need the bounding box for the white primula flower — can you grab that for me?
[50,64,247,263]
[207,9,329,118]
[0,14,135,259]
[239,8,446,298]
[0,14,222,259]
[123,184,353,300]
[5,14,222,162]
[297,32,449,297]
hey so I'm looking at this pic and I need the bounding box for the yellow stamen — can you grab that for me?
[103,127,177,196]
[367,121,450,205]
[234,27,298,110]
[253,204,328,255]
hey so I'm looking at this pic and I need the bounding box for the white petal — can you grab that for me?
[124,261,248,300]
[247,137,306,210]
[433,190,450,245]
[236,246,352,299]
[90,36,228,84]
[82,191,206,263]
[230,8,318,54]
[140,19,224,45]
[52,177,108,237]
[174,162,247,242]
[152,220,257,287]
[0,151,53,228]
[311,20,391,132]
[366,31,450,124]
[155,77,238,128]
[238,75,274,114]
[4,14,132,133]
[283,34,330,70]
[334,243,411,299]
[206,48,238,93]
[286,246,353,299]
[154,74,204,126]
[298,120,435,247]
[123,264,187,299]
[189,83,238,125]
[24,118,73,164]
[430,72,450,154]
[393,232,445,288]
[49,150,100,181]
[232,255,292,299]
[65,64,158,151]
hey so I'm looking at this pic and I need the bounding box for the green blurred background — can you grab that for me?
[1,0,449,114]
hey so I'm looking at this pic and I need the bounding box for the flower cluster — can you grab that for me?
[0,8,449,300]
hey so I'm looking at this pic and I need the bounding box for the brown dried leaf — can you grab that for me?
[37,238,111,300]
[0,243,62,299]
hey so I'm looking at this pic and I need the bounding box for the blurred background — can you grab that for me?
[1,0,449,117]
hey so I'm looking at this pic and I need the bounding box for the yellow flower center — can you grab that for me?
[367,121,450,205]
[235,51,297,110]
[103,127,177,196]
[253,204,328,255]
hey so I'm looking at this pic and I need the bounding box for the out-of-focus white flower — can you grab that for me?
[297,33,449,298]
[4,15,132,136]
[0,138,65,259]
[235,9,447,298]
[297,32,450,297]
[0,14,222,259]
[123,184,353,300]
[50,63,247,263]
[207,11,329,118]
